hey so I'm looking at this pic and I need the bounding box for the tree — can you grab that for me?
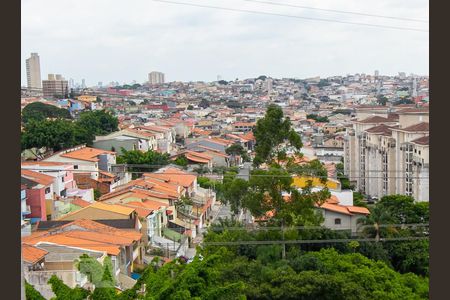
[377,95,388,106]
[225,143,250,163]
[48,275,90,300]
[77,110,119,137]
[376,195,429,224]
[187,105,194,110]
[220,178,249,216]
[91,261,117,300]
[306,114,329,123]
[336,163,354,190]
[117,148,170,179]
[25,281,46,300]
[21,119,79,151]
[136,247,428,300]
[173,154,189,168]
[198,99,210,109]
[22,102,72,123]
[253,104,302,166]
[358,205,395,241]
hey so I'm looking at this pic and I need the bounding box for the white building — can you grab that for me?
[26,53,42,89]
[344,107,429,202]
[148,71,165,84]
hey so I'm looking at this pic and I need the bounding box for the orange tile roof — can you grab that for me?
[22,244,48,264]
[21,169,55,186]
[347,206,370,215]
[319,203,353,215]
[145,167,196,188]
[22,161,68,167]
[186,153,211,164]
[89,202,135,215]
[60,147,115,162]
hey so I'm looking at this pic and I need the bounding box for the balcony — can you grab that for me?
[22,204,31,215]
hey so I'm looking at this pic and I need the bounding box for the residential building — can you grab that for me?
[21,169,56,222]
[22,219,143,295]
[42,74,68,98]
[148,71,165,84]
[26,53,42,89]
[344,107,429,201]
[44,145,131,194]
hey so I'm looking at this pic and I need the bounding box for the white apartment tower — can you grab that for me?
[148,71,165,84]
[26,53,42,89]
[343,107,429,202]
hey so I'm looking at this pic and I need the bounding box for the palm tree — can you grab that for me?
[357,206,396,242]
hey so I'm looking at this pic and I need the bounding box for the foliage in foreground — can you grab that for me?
[135,247,428,300]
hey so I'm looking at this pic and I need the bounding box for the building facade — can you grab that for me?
[344,107,429,202]
[42,74,68,98]
[148,71,165,85]
[26,53,42,89]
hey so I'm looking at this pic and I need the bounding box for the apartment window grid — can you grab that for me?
[382,151,388,195]
[404,143,414,196]
[359,133,367,191]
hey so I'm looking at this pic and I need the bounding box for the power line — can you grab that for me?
[21,168,430,179]
[201,236,428,246]
[152,0,428,33]
[243,0,428,23]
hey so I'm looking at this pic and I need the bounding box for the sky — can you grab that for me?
[21,0,429,86]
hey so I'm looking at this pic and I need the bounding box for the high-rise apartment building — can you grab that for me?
[148,71,165,84]
[343,107,429,202]
[42,74,69,99]
[26,53,42,89]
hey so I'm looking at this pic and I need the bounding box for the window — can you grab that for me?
[45,187,51,194]
[334,218,341,225]
[419,150,421,155]
[74,165,79,170]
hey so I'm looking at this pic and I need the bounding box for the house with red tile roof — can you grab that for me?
[21,169,56,222]
[43,145,131,195]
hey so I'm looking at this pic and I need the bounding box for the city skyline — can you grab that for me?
[21,0,428,86]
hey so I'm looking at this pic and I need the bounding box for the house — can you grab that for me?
[22,219,143,281]
[143,167,198,197]
[57,201,139,222]
[171,150,214,169]
[21,162,77,198]
[21,185,32,236]
[93,129,158,153]
[21,169,56,222]
[44,145,131,194]
[317,199,370,234]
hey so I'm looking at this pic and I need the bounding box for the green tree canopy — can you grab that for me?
[117,148,170,179]
[253,104,302,166]
[22,102,72,123]
[306,114,329,123]
[47,275,90,300]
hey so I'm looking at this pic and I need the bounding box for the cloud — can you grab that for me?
[21,0,428,86]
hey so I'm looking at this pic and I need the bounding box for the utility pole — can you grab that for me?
[281,220,286,260]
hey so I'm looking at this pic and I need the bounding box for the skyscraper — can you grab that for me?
[26,53,42,89]
[148,71,165,84]
[81,79,86,89]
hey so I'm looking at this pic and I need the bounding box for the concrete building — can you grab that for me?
[148,71,165,84]
[42,74,68,98]
[26,53,42,89]
[344,107,429,202]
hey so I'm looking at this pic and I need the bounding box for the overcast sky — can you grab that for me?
[21,0,428,86]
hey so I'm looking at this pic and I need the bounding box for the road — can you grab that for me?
[237,162,252,181]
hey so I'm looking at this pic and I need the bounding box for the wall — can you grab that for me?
[93,138,139,153]
[26,188,47,221]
